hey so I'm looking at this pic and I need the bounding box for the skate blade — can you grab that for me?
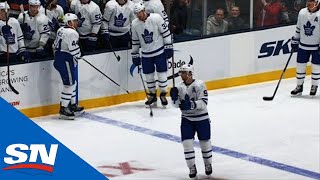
[291,92,302,97]
[145,102,157,108]
[189,175,198,180]
[59,115,75,120]
[74,110,85,117]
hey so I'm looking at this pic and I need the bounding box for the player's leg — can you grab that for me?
[142,57,157,106]
[53,54,75,120]
[181,117,197,179]
[291,49,309,96]
[155,53,168,106]
[310,51,320,96]
[196,119,212,176]
[70,81,85,116]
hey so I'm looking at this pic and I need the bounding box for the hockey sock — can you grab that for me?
[296,63,307,85]
[157,71,167,93]
[200,140,212,165]
[145,72,156,93]
[311,63,320,86]
[61,85,74,107]
[182,139,195,168]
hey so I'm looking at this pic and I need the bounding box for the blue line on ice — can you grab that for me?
[83,113,320,180]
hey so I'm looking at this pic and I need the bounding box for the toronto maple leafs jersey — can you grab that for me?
[294,8,320,50]
[44,5,64,40]
[53,27,81,59]
[101,0,135,36]
[17,11,50,50]
[144,0,169,24]
[131,13,172,58]
[172,79,209,122]
[70,0,102,36]
[0,18,26,54]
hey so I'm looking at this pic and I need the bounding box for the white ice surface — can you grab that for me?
[35,77,320,180]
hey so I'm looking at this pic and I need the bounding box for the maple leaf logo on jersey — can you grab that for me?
[142,29,153,44]
[1,25,15,44]
[77,12,85,27]
[304,21,315,36]
[114,13,127,27]
[20,23,35,40]
[49,17,60,32]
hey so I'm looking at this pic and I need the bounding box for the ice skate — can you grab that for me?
[159,92,168,107]
[291,85,303,96]
[205,163,212,176]
[145,93,157,107]
[70,103,85,116]
[59,106,75,120]
[189,164,197,179]
[310,85,318,96]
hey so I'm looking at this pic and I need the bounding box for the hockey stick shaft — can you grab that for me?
[138,67,153,117]
[263,50,294,101]
[5,2,19,95]
[107,40,120,61]
[81,57,130,94]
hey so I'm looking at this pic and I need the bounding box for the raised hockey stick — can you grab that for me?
[138,66,153,117]
[107,40,120,61]
[263,50,294,101]
[81,57,130,94]
[5,2,19,94]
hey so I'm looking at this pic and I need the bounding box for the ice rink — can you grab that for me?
[34,77,320,180]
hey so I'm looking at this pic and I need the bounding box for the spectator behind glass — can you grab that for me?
[288,0,305,23]
[207,8,228,35]
[225,5,248,31]
[254,0,288,27]
[7,0,29,18]
[170,0,188,36]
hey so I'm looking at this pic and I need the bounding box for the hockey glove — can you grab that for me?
[170,87,179,101]
[87,35,98,50]
[131,53,141,66]
[179,94,196,110]
[291,36,299,52]
[164,44,173,59]
[17,50,30,62]
[102,32,110,41]
[36,45,47,57]
[1,25,15,44]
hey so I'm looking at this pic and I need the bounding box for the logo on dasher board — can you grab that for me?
[3,144,58,173]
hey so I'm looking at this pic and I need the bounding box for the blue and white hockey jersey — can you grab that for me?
[294,8,320,50]
[172,80,209,122]
[101,0,135,36]
[131,13,171,57]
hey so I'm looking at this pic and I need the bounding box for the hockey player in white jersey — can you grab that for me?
[131,2,173,106]
[17,0,50,59]
[70,0,102,52]
[0,2,30,65]
[170,64,212,179]
[53,13,84,120]
[44,0,64,56]
[291,0,320,96]
[101,0,135,49]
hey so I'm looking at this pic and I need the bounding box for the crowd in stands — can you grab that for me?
[0,0,306,66]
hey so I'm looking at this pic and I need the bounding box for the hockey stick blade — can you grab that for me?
[150,111,153,117]
[9,83,19,94]
[263,96,274,101]
[117,56,121,61]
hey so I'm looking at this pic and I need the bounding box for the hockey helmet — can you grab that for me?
[179,64,194,74]
[29,0,41,5]
[134,2,145,13]
[0,2,10,10]
[64,13,78,24]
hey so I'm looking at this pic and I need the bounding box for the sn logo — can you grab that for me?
[3,144,58,173]
[258,39,291,58]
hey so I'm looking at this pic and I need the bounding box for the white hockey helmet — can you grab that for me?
[179,64,194,74]
[134,2,145,13]
[29,0,41,5]
[64,13,78,24]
